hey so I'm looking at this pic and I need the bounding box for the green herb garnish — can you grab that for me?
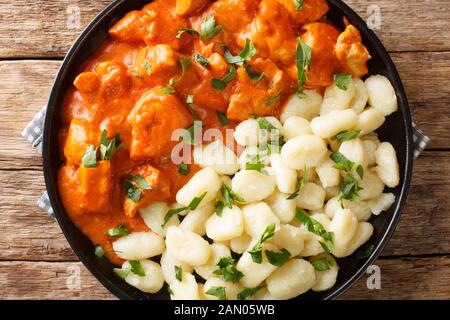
[295,37,311,96]
[124,174,151,203]
[355,244,375,260]
[296,209,335,253]
[237,285,265,300]
[129,260,145,277]
[175,265,182,281]
[108,224,129,237]
[245,65,264,81]
[161,192,208,227]
[205,286,227,300]
[213,257,244,283]
[248,224,277,263]
[194,53,209,68]
[178,163,190,176]
[239,38,256,61]
[265,248,291,267]
[216,111,229,126]
[331,130,361,142]
[201,16,222,41]
[334,73,352,90]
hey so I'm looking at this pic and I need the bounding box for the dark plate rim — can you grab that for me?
[43,0,414,300]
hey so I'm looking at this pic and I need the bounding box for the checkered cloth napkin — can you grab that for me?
[22,106,430,218]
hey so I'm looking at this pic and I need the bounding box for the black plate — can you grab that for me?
[43,0,414,300]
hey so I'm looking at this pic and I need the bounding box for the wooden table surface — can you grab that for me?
[0,0,449,300]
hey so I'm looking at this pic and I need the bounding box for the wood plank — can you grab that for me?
[0,150,449,261]
[0,52,449,171]
[0,257,448,299]
[0,0,449,58]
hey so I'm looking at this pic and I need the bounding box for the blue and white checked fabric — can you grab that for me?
[22,106,430,218]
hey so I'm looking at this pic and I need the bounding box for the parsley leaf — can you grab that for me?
[113,268,129,279]
[211,65,236,89]
[239,38,256,61]
[265,248,291,267]
[245,154,266,173]
[224,49,244,67]
[82,145,97,168]
[265,92,283,106]
[355,244,375,260]
[330,151,355,172]
[216,111,229,126]
[331,130,361,142]
[237,285,265,300]
[220,183,245,209]
[294,0,303,11]
[161,192,208,227]
[201,16,222,41]
[99,131,124,161]
[311,258,331,271]
[94,245,104,258]
[108,224,129,237]
[178,163,190,176]
[248,224,277,263]
[124,174,151,203]
[143,60,152,75]
[356,164,364,179]
[215,200,224,217]
[287,176,306,200]
[338,173,363,205]
[175,265,182,281]
[194,53,209,67]
[245,65,264,81]
[162,86,175,94]
[169,57,192,87]
[334,73,352,90]
[205,286,227,300]
[255,117,278,131]
[296,209,335,253]
[295,37,311,96]
[176,28,200,39]
[213,257,244,283]
[129,260,145,277]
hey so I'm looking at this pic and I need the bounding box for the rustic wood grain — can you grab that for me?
[0,0,449,58]
[0,257,449,299]
[0,151,448,261]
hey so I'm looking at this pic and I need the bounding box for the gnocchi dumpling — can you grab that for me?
[194,243,231,280]
[266,259,316,299]
[280,90,322,123]
[296,182,326,211]
[205,205,244,241]
[365,75,398,116]
[369,193,396,215]
[121,260,164,293]
[281,135,328,169]
[166,226,210,266]
[230,234,252,254]
[233,119,260,146]
[140,202,179,237]
[375,142,400,188]
[193,140,240,175]
[316,157,341,188]
[242,202,280,238]
[349,78,369,114]
[320,79,356,115]
[170,272,200,300]
[310,254,339,292]
[176,167,221,207]
[160,250,193,285]
[338,138,366,168]
[265,189,296,223]
[270,153,297,194]
[282,116,312,140]
[231,170,276,203]
[311,109,358,139]
[359,168,385,201]
[328,208,358,258]
[112,232,165,261]
[270,224,308,257]
[356,108,385,135]
[179,202,215,236]
[236,243,279,288]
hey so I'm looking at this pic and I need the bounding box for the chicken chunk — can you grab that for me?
[79,160,112,214]
[109,0,189,50]
[245,0,296,65]
[123,163,171,218]
[176,0,209,16]
[127,88,194,161]
[95,61,131,99]
[301,22,340,87]
[335,24,371,78]
[276,0,328,25]
[63,119,99,166]
[227,58,287,121]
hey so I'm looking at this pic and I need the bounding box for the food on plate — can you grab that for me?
[58,0,400,299]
